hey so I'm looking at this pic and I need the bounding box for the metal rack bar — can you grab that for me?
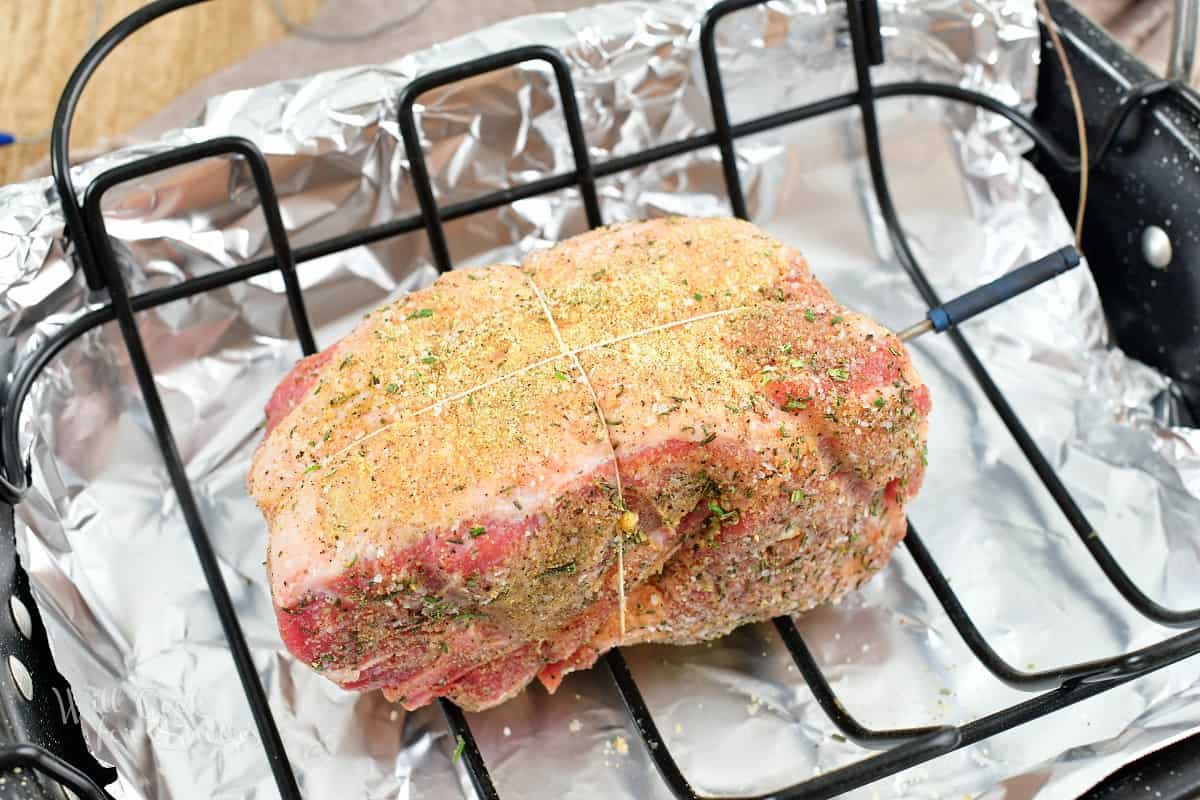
[8,0,1200,797]
[841,0,1200,629]
[903,525,1200,688]
[77,139,307,800]
[699,0,754,220]
[771,618,959,749]
[397,45,602,272]
[1169,0,1199,81]
[606,645,963,800]
[51,0,212,291]
[440,699,500,800]
[74,137,319,357]
[4,73,1170,504]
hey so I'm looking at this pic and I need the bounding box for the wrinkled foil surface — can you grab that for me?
[1,1,1199,798]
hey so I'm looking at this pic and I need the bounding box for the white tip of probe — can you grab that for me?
[896,318,934,342]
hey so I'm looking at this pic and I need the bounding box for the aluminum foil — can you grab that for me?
[1,0,1199,798]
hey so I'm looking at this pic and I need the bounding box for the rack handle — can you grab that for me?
[1170,0,1198,81]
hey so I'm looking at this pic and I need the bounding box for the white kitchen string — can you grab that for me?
[315,274,752,637]
[329,304,751,451]
[523,274,630,637]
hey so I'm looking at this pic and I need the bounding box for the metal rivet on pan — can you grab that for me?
[1141,225,1172,269]
[8,655,32,701]
[9,596,31,640]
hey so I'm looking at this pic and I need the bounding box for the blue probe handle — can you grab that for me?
[926,246,1081,332]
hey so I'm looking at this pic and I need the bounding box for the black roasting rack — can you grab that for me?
[2,0,1200,797]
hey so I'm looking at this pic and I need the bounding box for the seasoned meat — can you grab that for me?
[248,217,930,711]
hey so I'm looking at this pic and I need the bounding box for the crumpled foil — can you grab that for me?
[1,0,1198,797]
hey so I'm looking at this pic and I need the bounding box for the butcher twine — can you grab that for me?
[325,273,752,638]
[524,275,750,637]
[523,274,633,636]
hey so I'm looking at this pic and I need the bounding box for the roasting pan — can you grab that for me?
[1,0,1199,797]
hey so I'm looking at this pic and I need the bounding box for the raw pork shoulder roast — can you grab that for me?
[248,217,930,711]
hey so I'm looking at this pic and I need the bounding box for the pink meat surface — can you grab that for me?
[248,217,929,711]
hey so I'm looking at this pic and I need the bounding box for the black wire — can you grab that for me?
[1088,79,1179,169]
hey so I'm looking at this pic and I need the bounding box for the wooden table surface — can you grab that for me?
[0,0,322,185]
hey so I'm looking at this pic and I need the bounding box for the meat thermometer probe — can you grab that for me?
[896,246,1081,342]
